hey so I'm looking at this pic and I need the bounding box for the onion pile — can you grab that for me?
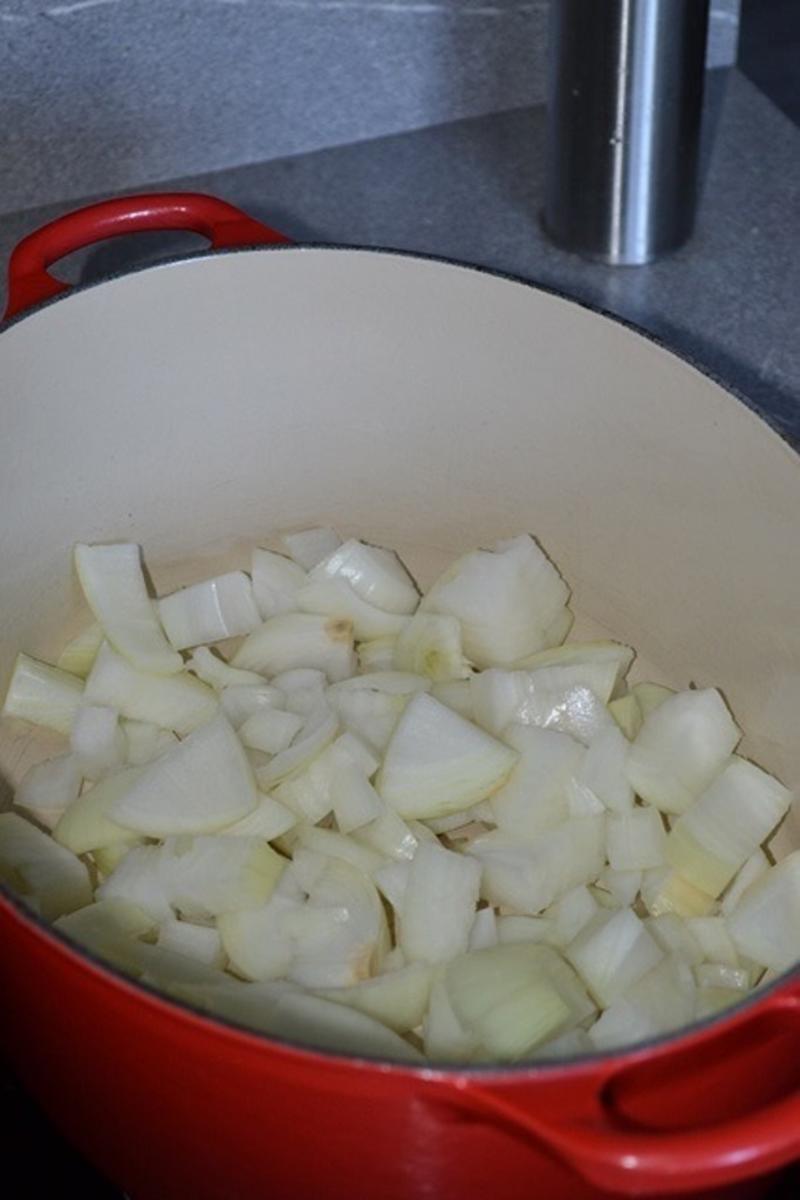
[1,530,796,1063]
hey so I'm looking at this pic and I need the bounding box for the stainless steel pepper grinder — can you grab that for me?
[543,0,710,265]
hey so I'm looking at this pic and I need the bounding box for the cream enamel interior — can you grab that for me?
[0,247,797,860]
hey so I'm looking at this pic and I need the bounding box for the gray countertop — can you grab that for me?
[1,67,798,444]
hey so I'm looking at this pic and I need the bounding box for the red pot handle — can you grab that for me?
[444,986,800,1195]
[3,192,291,321]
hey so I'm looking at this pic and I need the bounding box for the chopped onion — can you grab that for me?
[2,652,84,734]
[645,914,704,965]
[316,962,434,1033]
[330,762,383,832]
[727,852,800,972]
[695,963,749,991]
[565,908,663,1007]
[218,683,283,728]
[70,703,126,780]
[398,841,481,965]
[640,866,716,918]
[430,679,474,720]
[546,885,598,946]
[423,971,481,1061]
[607,807,666,871]
[571,725,634,813]
[218,892,298,981]
[15,754,82,828]
[55,898,155,972]
[393,613,471,682]
[352,804,420,861]
[626,689,740,815]
[497,914,555,945]
[327,687,405,754]
[158,571,261,651]
[720,848,770,916]
[310,538,419,616]
[57,623,104,679]
[596,867,642,908]
[85,643,217,735]
[330,671,430,697]
[232,613,356,681]
[251,548,307,619]
[471,665,618,743]
[122,720,177,765]
[514,640,634,686]
[296,579,409,641]
[373,860,411,910]
[222,793,297,841]
[665,757,791,897]
[468,905,499,950]
[633,681,674,718]
[686,917,739,967]
[54,766,142,854]
[420,534,569,667]
[157,918,225,968]
[110,714,258,836]
[158,834,285,919]
[470,818,605,914]
[445,943,571,1059]
[187,646,265,690]
[280,527,342,572]
[357,636,398,672]
[254,703,338,789]
[377,692,517,819]
[490,724,582,838]
[589,954,696,1049]
[74,543,182,675]
[295,827,386,877]
[608,694,642,740]
[0,811,92,919]
[239,707,303,754]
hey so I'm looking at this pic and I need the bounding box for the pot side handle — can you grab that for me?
[3,192,291,321]
[442,986,800,1196]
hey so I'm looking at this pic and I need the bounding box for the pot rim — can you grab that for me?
[1,237,797,1077]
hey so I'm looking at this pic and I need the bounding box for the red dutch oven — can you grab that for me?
[0,194,798,1200]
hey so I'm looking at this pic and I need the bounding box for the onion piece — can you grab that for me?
[468,905,499,950]
[110,714,258,836]
[158,571,261,651]
[695,963,749,991]
[94,841,143,878]
[2,652,84,734]
[122,720,177,765]
[297,578,409,640]
[294,827,386,877]
[596,867,642,908]
[54,898,156,972]
[310,538,419,616]
[608,694,642,740]
[0,811,92,919]
[157,918,225,968]
[430,679,474,720]
[546,885,599,946]
[445,943,571,1059]
[665,757,792,897]
[280,528,343,571]
[469,817,605,915]
[271,668,326,715]
[218,892,299,981]
[239,707,303,754]
[232,613,356,682]
[606,807,666,871]
[535,1028,594,1060]
[471,666,617,745]
[373,860,411,910]
[695,986,748,1019]
[393,613,471,682]
[352,804,420,861]
[644,914,704,965]
[251,548,307,619]
[565,908,663,1007]
[159,834,285,919]
[377,693,517,819]
[589,954,696,1049]
[85,643,217,735]
[330,671,430,697]
[316,962,434,1033]
[254,703,338,789]
[727,852,800,971]
[513,640,634,685]
[398,841,481,965]
[327,687,407,755]
[626,689,740,815]
[222,793,297,841]
[497,914,555,945]
[423,971,482,1061]
[640,866,716,918]
[219,683,283,729]
[57,623,104,679]
[74,543,182,675]
[490,725,582,838]
[357,637,398,672]
[330,762,384,832]
[186,646,265,690]
[720,848,770,916]
[96,844,173,923]
[633,681,674,718]
[686,917,739,967]
[70,704,126,780]
[54,766,142,854]
[287,858,389,987]
[15,754,82,828]
[570,725,634,813]
[420,534,569,667]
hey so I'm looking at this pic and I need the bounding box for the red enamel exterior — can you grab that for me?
[1,195,799,1200]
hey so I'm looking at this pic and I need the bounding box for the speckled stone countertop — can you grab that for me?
[0,68,798,445]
